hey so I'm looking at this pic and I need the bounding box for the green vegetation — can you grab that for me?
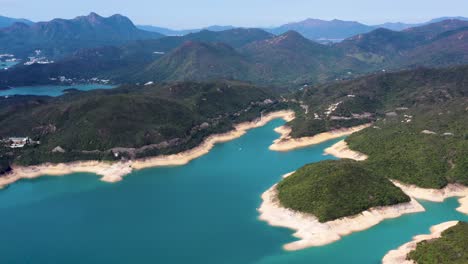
[286,65,468,188]
[276,65,468,219]
[4,19,468,88]
[347,101,468,189]
[277,160,410,222]
[408,222,468,264]
[0,81,287,167]
[0,13,163,60]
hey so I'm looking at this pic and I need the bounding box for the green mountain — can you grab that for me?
[0,15,33,28]
[408,222,468,264]
[0,81,285,167]
[277,159,410,222]
[3,19,468,88]
[240,30,366,84]
[338,19,468,67]
[0,12,164,59]
[135,41,251,82]
[0,28,274,86]
[289,65,468,189]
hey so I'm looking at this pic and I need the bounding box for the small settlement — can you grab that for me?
[1,137,39,148]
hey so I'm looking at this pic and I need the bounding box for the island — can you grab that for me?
[277,160,410,222]
[259,65,468,250]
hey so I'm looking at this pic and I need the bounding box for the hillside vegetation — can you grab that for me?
[277,160,410,222]
[275,65,468,220]
[0,81,286,166]
[0,12,163,59]
[289,65,468,139]
[347,101,468,188]
[408,222,468,264]
[4,19,468,87]
[290,66,468,189]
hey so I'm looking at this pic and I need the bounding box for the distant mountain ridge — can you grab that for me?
[3,18,468,88]
[0,12,164,59]
[0,15,33,28]
[137,25,236,36]
[267,19,373,41]
[138,16,468,41]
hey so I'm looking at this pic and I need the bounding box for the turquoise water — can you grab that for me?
[0,119,466,264]
[0,60,19,69]
[0,84,116,97]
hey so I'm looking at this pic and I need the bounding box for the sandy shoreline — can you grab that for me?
[258,172,425,251]
[382,221,459,264]
[258,139,468,251]
[392,181,468,215]
[324,140,368,161]
[269,123,371,152]
[1,110,295,188]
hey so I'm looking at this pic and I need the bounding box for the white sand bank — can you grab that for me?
[392,181,468,215]
[324,140,368,161]
[0,161,132,188]
[269,124,371,152]
[382,221,459,264]
[258,173,425,251]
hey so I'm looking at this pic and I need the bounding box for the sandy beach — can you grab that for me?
[0,161,133,188]
[258,172,425,251]
[0,110,295,188]
[269,123,371,152]
[392,181,468,215]
[382,221,459,264]
[324,140,368,161]
[258,138,468,251]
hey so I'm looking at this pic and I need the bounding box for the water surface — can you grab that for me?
[0,119,466,264]
[1,60,19,70]
[0,84,116,97]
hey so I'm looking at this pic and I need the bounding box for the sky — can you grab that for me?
[1,0,467,29]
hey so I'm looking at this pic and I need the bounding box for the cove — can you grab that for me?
[0,84,116,97]
[0,119,466,264]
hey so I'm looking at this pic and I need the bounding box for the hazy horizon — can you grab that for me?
[1,0,467,29]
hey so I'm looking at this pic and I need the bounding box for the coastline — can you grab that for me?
[0,110,295,189]
[258,139,468,251]
[269,123,371,152]
[382,221,459,264]
[392,181,468,215]
[324,140,368,160]
[258,172,425,251]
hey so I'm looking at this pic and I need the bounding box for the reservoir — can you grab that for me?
[0,84,115,97]
[0,119,466,263]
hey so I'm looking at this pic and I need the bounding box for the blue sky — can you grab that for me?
[1,0,467,29]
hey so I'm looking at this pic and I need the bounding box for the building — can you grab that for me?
[8,137,31,148]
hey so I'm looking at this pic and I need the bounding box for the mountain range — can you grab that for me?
[138,16,468,41]
[2,13,468,89]
[0,15,33,28]
[0,12,164,59]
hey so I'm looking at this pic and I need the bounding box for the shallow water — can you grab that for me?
[0,119,466,264]
[0,84,115,97]
[0,60,19,70]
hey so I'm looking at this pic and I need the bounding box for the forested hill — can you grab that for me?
[0,81,287,167]
[3,19,468,88]
[288,64,468,189]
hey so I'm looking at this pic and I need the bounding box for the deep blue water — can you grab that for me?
[0,84,116,97]
[0,119,466,264]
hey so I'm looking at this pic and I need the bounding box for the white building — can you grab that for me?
[8,137,31,148]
